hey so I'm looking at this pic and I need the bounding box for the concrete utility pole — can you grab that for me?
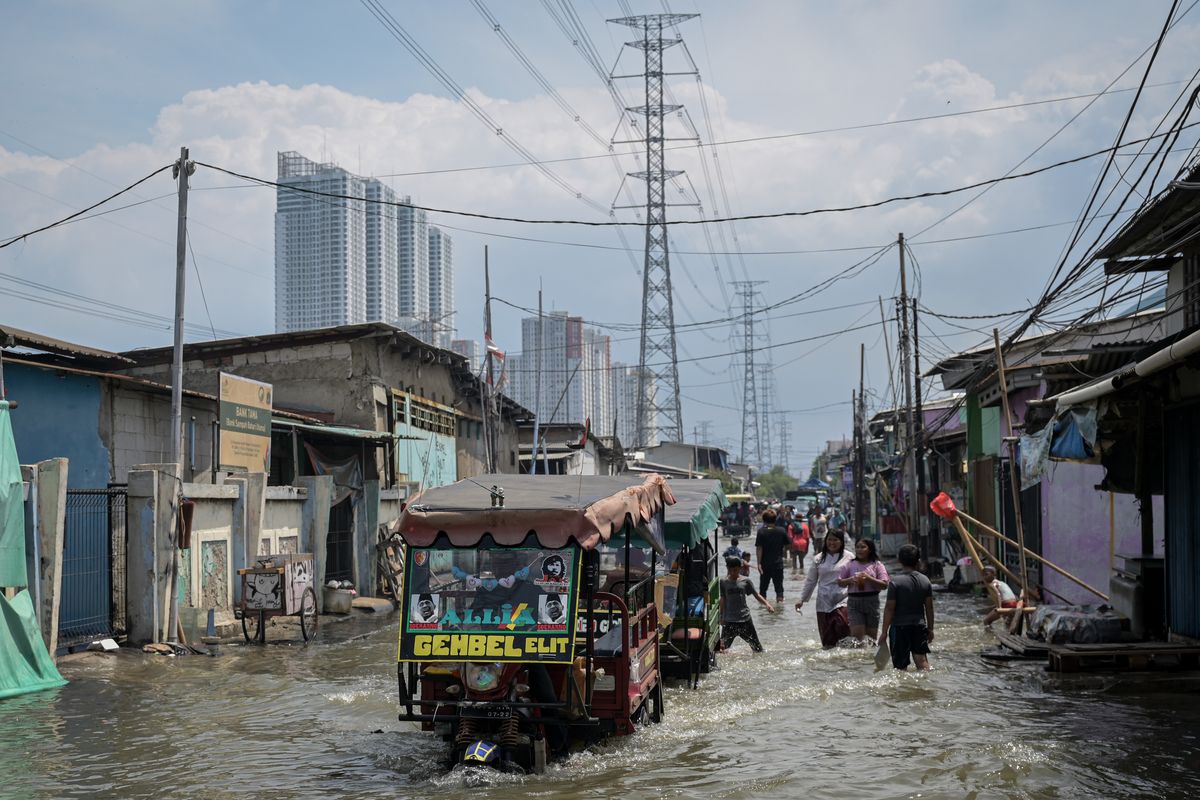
[609,12,698,447]
[167,146,193,645]
[897,233,917,544]
[169,146,194,468]
[531,284,543,475]
[482,245,496,474]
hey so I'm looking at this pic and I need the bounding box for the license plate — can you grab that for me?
[460,703,511,719]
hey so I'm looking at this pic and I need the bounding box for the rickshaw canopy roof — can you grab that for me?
[394,473,676,551]
[663,479,726,548]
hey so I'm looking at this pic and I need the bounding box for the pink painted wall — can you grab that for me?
[1039,462,1164,605]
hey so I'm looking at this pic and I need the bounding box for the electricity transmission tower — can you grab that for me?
[734,281,766,469]
[778,415,791,474]
[610,12,698,447]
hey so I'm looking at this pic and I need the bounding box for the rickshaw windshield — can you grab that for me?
[399,541,582,663]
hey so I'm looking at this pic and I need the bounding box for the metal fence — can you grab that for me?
[325,497,355,583]
[59,487,127,650]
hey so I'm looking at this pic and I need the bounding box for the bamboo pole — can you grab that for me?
[993,329,1030,599]
[957,508,1109,601]
[953,517,1020,586]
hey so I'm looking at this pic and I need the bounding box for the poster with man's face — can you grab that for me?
[411,593,440,624]
[539,593,567,626]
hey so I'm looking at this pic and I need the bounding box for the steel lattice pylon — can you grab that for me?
[610,13,697,447]
[734,281,765,469]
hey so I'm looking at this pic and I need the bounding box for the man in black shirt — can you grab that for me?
[755,508,789,605]
[878,544,934,670]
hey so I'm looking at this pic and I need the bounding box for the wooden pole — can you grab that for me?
[992,329,1030,599]
[957,508,1109,601]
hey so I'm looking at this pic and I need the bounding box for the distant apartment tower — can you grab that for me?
[450,339,482,373]
[274,151,453,342]
[275,151,367,332]
[509,311,613,434]
[397,200,429,322]
[428,226,454,348]
[612,362,656,449]
[364,179,399,322]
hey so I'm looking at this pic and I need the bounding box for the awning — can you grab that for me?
[1054,326,1200,409]
[272,417,402,442]
[395,473,676,551]
[663,479,726,548]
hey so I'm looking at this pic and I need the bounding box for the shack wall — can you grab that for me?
[1040,462,1164,605]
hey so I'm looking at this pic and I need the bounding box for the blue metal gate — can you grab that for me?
[1165,404,1200,638]
[59,487,126,650]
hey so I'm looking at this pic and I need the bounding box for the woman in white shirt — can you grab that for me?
[795,529,853,648]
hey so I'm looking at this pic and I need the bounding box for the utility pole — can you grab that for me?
[913,297,929,555]
[898,233,917,545]
[856,342,866,538]
[166,146,193,645]
[609,13,698,447]
[733,281,765,470]
[169,147,193,470]
[531,285,543,475]
[483,246,496,474]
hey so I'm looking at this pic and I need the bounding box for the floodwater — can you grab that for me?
[4,561,1200,800]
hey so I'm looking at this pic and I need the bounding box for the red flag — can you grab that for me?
[579,417,590,448]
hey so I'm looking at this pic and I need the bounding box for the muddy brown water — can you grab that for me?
[4,566,1200,799]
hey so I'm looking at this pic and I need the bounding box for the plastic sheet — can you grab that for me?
[1028,604,1124,644]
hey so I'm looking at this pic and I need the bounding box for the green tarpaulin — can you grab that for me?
[0,590,66,699]
[0,399,67,699]
[663,479,726,548]
[0,401,25,587]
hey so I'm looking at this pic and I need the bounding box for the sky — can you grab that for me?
[2,0,1197,472]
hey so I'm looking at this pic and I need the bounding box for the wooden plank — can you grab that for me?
[994,631,1049,656]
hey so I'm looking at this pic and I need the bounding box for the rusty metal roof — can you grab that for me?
[0,324,133,364]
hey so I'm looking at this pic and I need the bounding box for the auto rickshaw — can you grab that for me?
[656,479,726,687]
[391,473,675,774]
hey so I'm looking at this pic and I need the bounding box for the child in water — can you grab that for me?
[719,557,774,653]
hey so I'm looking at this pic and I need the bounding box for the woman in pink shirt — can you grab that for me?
[837,538,890,644]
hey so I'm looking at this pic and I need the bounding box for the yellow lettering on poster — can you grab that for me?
[410,633,571,662]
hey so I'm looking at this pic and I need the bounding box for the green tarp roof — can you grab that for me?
[663,479,726,548]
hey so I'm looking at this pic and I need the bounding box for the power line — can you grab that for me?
[193,125,1200,230]
[0,164,173,249]
[360,78,1196,180]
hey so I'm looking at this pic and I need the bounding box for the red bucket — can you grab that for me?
[930,492,958,520]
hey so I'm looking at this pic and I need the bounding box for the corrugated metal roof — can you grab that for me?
[0,324,132,363]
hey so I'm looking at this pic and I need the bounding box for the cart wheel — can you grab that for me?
[300,586,319,642]
[242,610,263,644]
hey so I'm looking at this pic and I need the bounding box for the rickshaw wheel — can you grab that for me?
[300,586,319,642]
[242,610,263,644]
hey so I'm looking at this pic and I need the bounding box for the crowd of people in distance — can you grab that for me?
[718,500,934,671]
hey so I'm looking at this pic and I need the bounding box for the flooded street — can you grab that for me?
[4,567,1200,800]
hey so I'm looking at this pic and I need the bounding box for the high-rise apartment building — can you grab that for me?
[397,200,429,323]
[450,339,482,373]
[508,311,615,435]
[612,362,657,449]
[275,152,368,332]
[274,151,453,342]
[428,226,454,348]
[364,179,399,323]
